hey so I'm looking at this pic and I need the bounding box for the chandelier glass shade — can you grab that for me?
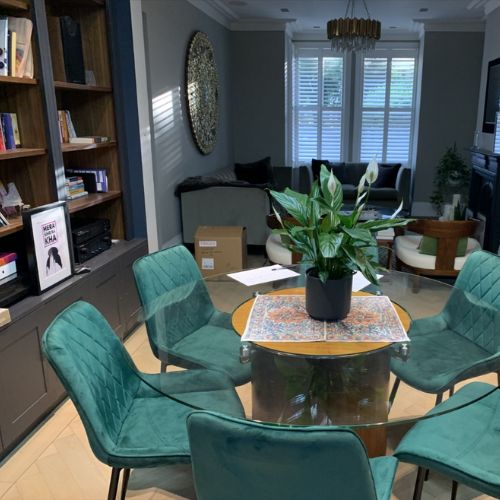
[327,0,381,52]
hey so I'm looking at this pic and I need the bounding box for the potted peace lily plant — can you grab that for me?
[270,161,409,321]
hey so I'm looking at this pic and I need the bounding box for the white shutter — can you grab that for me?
[359,53,416,164]
[293,49,344,165]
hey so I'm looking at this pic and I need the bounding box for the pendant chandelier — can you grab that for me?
[327,0,381,52]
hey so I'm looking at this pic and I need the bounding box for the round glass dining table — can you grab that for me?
[136,265,498,457]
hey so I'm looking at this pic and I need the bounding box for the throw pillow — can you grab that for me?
[311,159,346,183]
[418,236,468,257]
[372,163,401,188]
[234,156,273,184]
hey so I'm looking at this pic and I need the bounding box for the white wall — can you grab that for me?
[476,6,500,150]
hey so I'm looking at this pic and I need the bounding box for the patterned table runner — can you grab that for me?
[242,294,409,343]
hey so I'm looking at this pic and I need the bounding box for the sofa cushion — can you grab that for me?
[344,163,368,185]
[419,236,468,257]
[367,188,399,201]
[372,163,401,188]
[311,159,346,183]
[342,185,357,200]
[235,156,273,184]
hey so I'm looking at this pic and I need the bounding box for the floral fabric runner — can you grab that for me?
[242,294,409,343]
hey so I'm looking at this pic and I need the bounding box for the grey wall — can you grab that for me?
[413,31,484,205]
[476,7,500,150]
[141,0,233,247]
[230,31,286,165]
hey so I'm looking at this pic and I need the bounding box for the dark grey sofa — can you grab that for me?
[311,161,411,211]
[178,162,411,246]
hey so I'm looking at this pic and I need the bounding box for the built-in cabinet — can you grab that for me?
[0,0,147,456]
[0,239,147,454]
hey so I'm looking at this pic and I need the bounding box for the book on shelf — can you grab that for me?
[0,113,15,150]
[0,17,7,77]
[7,29,16,77]
[10,113,20,146]
[66,190,88,201]
[59,16,85,85]
[0,209,9,226]
[0,121,5,152]
[69,136,110,145]
[58,110,69,143]
[7,17,33,79]
[66,168,108,193]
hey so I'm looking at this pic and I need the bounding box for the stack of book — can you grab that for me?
[57,109,109,145]
[0,113,20,151]
[0,16,34,78]
[65,175,88,200]
[66,168,108,192]
[0,252,17,285]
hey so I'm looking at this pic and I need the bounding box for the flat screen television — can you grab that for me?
[483,57,500,134]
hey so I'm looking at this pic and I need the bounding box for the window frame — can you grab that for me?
[352,45,419,164]
[289,41,419,166]
[291,42,352,166]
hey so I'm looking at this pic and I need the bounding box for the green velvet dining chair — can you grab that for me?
[390,250,500,405]
[187,410,398,500]
[42,301,245,500]
[395,382,500,499]
[133,245,250,385]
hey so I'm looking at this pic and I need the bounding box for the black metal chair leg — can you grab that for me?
[120,468,131,500]
[413,467,425,500]
[108,468,122,500]
[424,468,430,481]
[389,377,401,407]
[435,393,443,405]
[451,480,458,500]
[160,361,167,372]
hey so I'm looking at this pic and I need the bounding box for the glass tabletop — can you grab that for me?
[135,264,499,433]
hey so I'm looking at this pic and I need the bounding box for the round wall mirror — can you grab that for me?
[185,31,218,155]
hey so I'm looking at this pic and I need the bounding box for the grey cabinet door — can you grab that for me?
[82,260,123,339]
[119,241,147,336]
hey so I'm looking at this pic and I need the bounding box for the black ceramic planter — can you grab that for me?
[305,270,353,321]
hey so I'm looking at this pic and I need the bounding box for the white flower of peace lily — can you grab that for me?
[366,158,379,185]
[357,173,367,195]
[327,170,337,197]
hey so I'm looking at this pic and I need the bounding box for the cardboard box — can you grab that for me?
[195,226,247,276]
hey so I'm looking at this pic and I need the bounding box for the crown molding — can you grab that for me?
[186,0,238,29]
[414,18,485,32]
[230,18,297,32]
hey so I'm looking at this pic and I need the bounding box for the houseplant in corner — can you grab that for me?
[270,162,409,321]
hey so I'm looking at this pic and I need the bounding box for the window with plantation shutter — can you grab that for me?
[293,47,344,165]
[291,43,418,167]
[357,53,416,163]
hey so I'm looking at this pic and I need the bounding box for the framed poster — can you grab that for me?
[23,201,74,293]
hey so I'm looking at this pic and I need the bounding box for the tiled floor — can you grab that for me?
[0,322,495,500]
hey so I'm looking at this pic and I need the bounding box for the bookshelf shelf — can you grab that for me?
[61,140,117,153]
[67,191,121,213]
[54,81,112,92]
[0,148,46,160]
[0,215,22,237]
[0,76,37,85]
[0,0,29,11]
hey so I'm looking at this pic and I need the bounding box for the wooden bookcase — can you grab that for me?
[0,0,126,245]
[0,0,146,456]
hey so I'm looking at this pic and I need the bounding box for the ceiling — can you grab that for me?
[213,0,499,35]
